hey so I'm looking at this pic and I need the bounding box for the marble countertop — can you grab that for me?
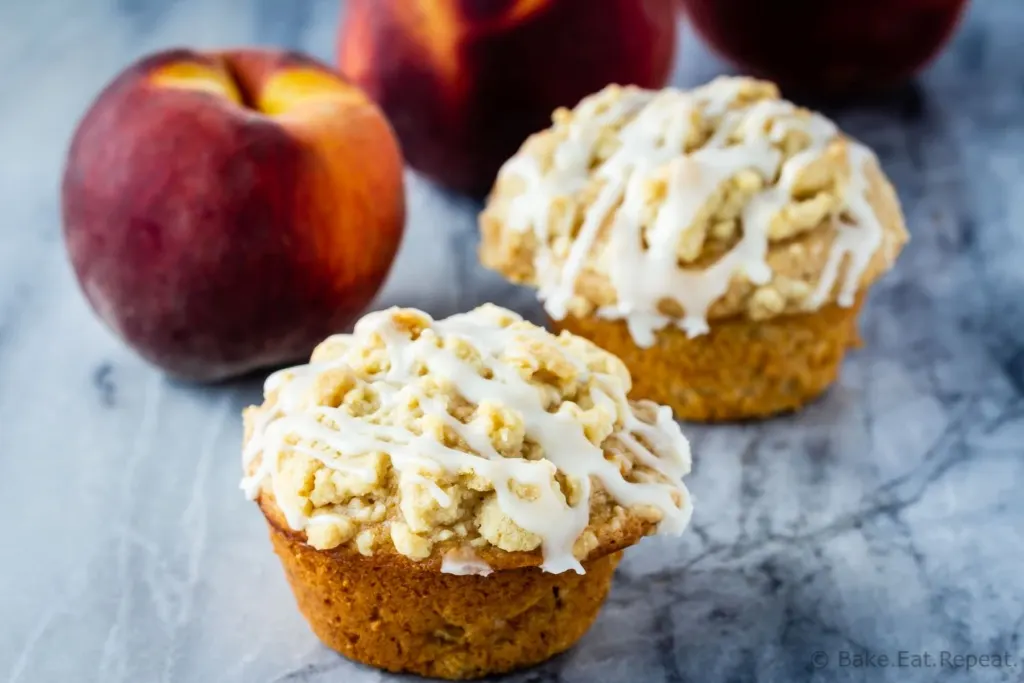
[2,1,1023,682]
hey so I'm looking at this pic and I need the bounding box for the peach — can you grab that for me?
[62,48,405,381]
[338,0,677,195]
[682,0,969,94]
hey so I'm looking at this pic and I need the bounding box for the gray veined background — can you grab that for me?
[1,1,1022,682]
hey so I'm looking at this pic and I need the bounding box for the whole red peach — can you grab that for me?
[62,48,405,381]
[682,0,969,94]
[338,0,677,195]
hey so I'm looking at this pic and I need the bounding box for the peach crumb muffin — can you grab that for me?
[241,304,693,680]
[480,77,908,421]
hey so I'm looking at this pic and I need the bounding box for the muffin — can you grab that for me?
[241,304,693,679]
[480,77,909,421]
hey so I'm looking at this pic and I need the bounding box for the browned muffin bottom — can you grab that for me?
[259,495,652,679]
[269,521,620,680]
[553,294,864,422]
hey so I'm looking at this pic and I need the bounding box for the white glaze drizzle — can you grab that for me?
[496,78,886,347]
[806,144,884,308]
[241,306,693,575]
[441,547,494,576]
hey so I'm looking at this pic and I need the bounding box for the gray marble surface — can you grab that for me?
[2,1,1023,682]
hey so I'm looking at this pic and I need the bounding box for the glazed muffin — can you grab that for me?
[480,77,908,421]
[241,304,693,679]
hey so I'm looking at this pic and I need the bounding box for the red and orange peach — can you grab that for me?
[682,0,968,94]
[62,48,405,381]
[338,0,678,195]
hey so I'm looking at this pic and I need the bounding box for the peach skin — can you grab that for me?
[62,48,405,381]
[681,0,968,94]
[338,0,677,195]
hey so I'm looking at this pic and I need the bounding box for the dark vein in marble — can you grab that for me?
[654,604,685,683]
[886,512,972,652]
[270,658,346,682]
[1000,349,1024,397]
[0,277,34,371]
[499,656,569,683]
[92,362,117,407]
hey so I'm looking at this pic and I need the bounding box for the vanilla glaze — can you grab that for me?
[496,77,887,346]
[242,305,693,574]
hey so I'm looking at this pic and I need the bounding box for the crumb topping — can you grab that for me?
[241,305,692,574]
[480,77,908,346]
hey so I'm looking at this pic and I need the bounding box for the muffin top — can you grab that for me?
[480,77,908,346]
[242,304,692,574]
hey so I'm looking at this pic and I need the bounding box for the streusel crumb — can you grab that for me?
[242,305,692,571]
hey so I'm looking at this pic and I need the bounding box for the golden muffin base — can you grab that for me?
[267,520,621,680]
[552,294,865,422]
